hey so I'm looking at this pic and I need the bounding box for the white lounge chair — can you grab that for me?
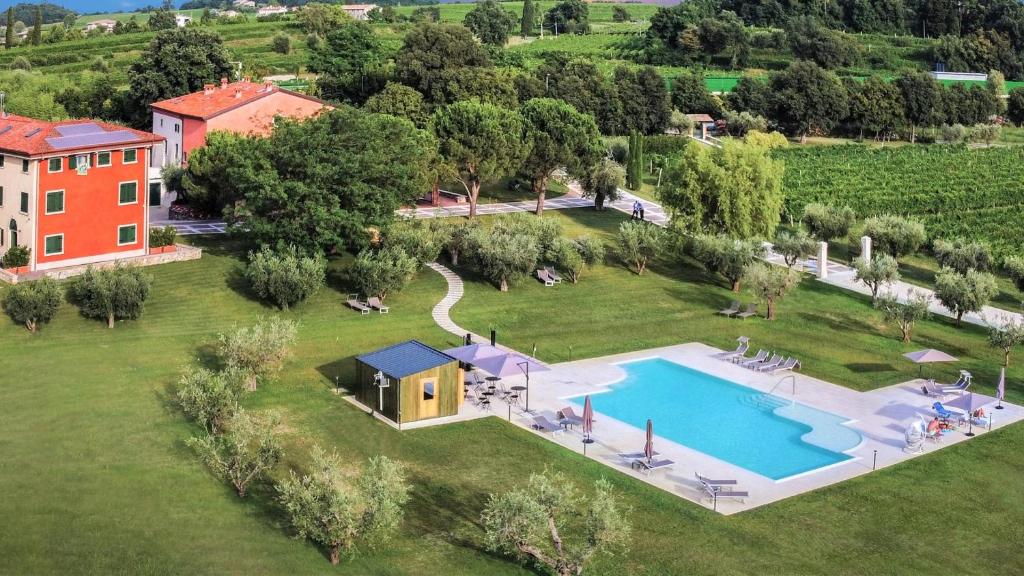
[748,353,781,371]
[714,341,749,360]
[346,294,371,315]
[531,415,564,434]
[738,350,768,367]
[536,269,555,287]
[769,358,800,374]
[756,355,786,372]
[367,297,389,314]
[544,266,563,284]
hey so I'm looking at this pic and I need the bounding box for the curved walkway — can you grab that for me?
[427,262,477,339]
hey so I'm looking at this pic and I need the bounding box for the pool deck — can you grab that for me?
[455,343,1024,515]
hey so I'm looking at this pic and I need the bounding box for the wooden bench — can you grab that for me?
[439,189,469,204]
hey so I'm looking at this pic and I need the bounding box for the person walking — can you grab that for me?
[637,200,645,221]
[631,200,640,220]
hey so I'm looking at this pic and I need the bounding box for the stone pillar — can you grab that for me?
[861,235,872,263]
[818,242,829,280]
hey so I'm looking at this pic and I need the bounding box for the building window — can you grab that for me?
[159,118,164,127]
[19,192,28,213]
[21,159,29,173]
[174,143,179,160]
[43,234,63,256]
[0,186,3,206]
[0,155,5,168]
[118,224,137,245]
[0,229,4,246]
[45,190,64,214]
[96,151,111,167]
[119,182,138,205]
[173,123,179,133]
[69,155,90,171]
[9,219,18,247]
[423,380,435,401]
[123,149,138,164]
[149,182,162,207]
[47,157,62,173]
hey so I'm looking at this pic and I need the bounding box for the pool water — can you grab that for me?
[586,358,861,480]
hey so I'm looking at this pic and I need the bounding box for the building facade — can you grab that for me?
[342,4,379,20]
[0,115,163,272]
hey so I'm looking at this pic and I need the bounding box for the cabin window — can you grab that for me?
[423,380,435,401]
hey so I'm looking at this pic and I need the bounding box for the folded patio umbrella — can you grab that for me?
[644,419,654,463]
[442,343,505,365]
[997,368,1006,409]
[903,349,959,377]
[582,396,594,439]
[472,352,549,378]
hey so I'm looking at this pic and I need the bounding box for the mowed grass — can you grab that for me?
[1,218,1023,575]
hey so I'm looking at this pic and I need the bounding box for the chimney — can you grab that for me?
[263,80,273,93]
[234,89,243,99]
[242,76,251,83]
[203,84,215,95]
[220,77,228,89]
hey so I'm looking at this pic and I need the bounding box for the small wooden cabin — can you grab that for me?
[354,340,464,425]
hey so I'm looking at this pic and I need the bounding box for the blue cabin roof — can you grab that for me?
[356,340,456,379]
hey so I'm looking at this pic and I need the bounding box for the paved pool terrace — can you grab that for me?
[439,343,1024,515]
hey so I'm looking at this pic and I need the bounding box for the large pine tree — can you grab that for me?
[31,5,42,45]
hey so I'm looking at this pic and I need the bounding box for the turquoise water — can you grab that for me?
[587,358,860,480]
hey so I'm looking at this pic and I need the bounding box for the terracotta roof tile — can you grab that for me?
[150,80,326,120]
[0,114,163,157]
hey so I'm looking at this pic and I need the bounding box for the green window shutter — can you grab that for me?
[98,151,111,166]
[44,235,63,255]
[118,225,136,245]
[45,191,63,214]
[123,149,137,163]
[68,155,77,170]
[19,192,28,213]
[0,186,4,206]
[119,182,137,204]
[48,158,61,172]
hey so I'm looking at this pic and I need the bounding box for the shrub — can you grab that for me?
[863,215,927,258]
[615,221,664,275]
[218,317,298,391]
[187,410,283,498]
[66,265,152,328]
[853,254,900,302]
[2,245,30,268]
[148,225,178,248]
[245,245,326,310]
[743,261,802,320]
[271,32,291,54]
[772,230,816,268]
[468,228,539,291]
[934,268,998,327]
[940,123,967,143]
[933,239,992,274]
[1005,256,1024,293]
[551,236,605,284]
[349,246,419,300]
[176,367,243,434]
[801,203,855,242]
[2,278,61,332]
[876,291,931,343]
[689,234,764,291]
[384,220,446,265]
[10,56,31,70]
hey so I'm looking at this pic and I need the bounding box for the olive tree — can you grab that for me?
[481,469,631,576]
[862,215,927,258]
[442,219,481,267]
[933,239,992,274]
[689,234,764,292]
[800,203,855,242]
[988,317,1024,367]
[875,292,931,343]
[187,410,283,498]
[2,278,61,332]
[349,246,419,301]
[854,254,900,303]
[277,446,410,565]
[615,221,664,275]
[743,261,802,320]
[66,265,152,328]
[218,317,298,391]
[176,367,244,434]
[551,236,606,283]
[469,229,540,291]
[245,245,327,310]
[1005,256,1024,293]
[580,157,624,211]
[772,230,816,268]
[383,219,448,265]
[934,268,998,327]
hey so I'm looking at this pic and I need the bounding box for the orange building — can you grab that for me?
[0,114,163,272]
[149,78,330,167]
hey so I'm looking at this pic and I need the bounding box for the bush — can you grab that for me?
[551,236,605,283]
[10,56,31,71]
[940,123,968,143]
[933,239,992,274]
[187,410,283,498]
[176,367,243,434]
[863,215,927,258]
[349,246,419,300]
[149,225,178,248]
[801,203,855,242]
[689,234,764,291]
[271,32,291,54]
[384,220,447,265]
[66,265,152,328]
[2,278,61,332]
[615,221,664,275]
[467,228,539,291]
[245,245,326,310]
[1,245,30,268]
[1005,256,1024,292]
[218,317,298,391]
[934,268,998,327]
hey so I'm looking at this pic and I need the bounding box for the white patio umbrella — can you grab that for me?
[473,352,549,413]
[903,349,959,377]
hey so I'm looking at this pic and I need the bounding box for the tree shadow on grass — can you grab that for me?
[845,363,899,373]
[316,358,356,394]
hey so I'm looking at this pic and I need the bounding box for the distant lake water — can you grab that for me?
[11,0,679,16]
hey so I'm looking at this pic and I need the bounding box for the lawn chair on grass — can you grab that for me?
[346,294,371,315]
[544,266,563,284]
[735,303,758,319]
[367,297,389,314]
[718,301,741,317]
[536,269,555,287]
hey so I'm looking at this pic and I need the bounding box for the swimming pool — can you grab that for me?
[585,358,862,480]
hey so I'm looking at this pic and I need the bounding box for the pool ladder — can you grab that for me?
[767,375,797,397]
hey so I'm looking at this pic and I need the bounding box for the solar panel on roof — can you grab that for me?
[0,126,11,136]
[24,128,41,138]
[55,123,103,136]
[45,130,141,151]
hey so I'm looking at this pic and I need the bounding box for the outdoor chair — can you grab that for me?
[636,459,675,476]
[933,402,964,425]
[367,297,389,314]
[557,407,584,429]
[713,341,749,360]
[738,350,768,367]
[346,294,371,315]
[941,373,971,395]
[544,266,563,284]
[769,358,800,374]
[531,415,564,434]
[735,303,758,319]
[756,355,786,372]
[749,354,782,371]
[718,301,741,316]
[699,480,748,506]
[536,269,555,287]
[617,451,659,462]
[695,473,739,489]
[922,380,950,398]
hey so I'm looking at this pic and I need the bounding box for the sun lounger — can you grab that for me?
[367,297,389,314]
[557,407,584,428]
[735,303,758,319]
[536,269,555,287]
[756,355,786,372]
[713,340,749,360]
[718,301,741,316]
[739,350,769,367]
[941,372,971,395]
[933,402,964,424]
[617,451,660,461]
[531,415,564,434]
[545,266,563,283]
[699,480,748,507]
[749,354,782,371]
[769,357,800,374]
[696,473,739,488]
[921,379,950,397]
[346,295,371,315]
[635,459,674,475]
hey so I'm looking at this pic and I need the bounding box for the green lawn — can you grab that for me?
[2,215,1024,575]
